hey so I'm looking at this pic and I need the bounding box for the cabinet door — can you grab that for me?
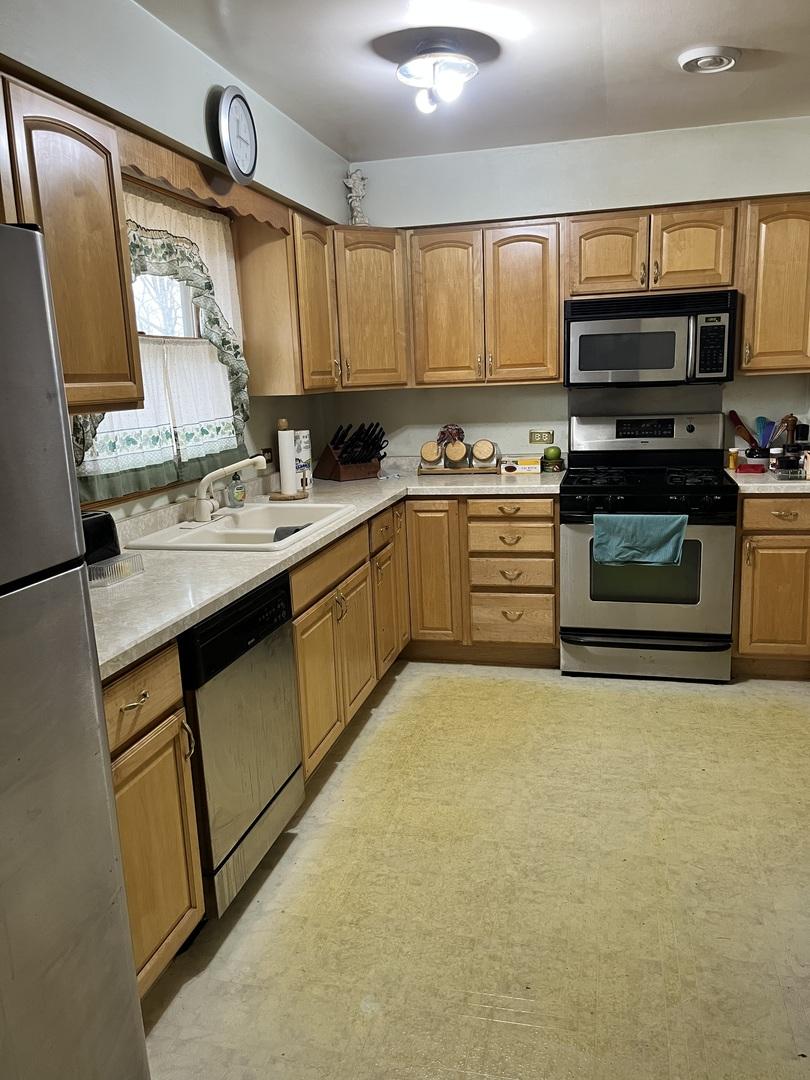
[293,212,339,389]
[392,502,411,649]
[649,205,736,290]
[334,228,408,386]
[741,198,810,373]
[406,499,463,641]
[411,229,484,384]
[738,535,810,656]
[0,92,15,223]
[6,80,142,411]
[337,562,377,722]
[484,223,560,382]
[566,212,650,295]
[112,709,203,997]
[293,590,343,777]
[372,542,398,678]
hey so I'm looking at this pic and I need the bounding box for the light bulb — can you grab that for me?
[434,67,466,103]
[415,88,437,114]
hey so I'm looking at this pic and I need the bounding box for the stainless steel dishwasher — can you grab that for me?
[179,573,304,916]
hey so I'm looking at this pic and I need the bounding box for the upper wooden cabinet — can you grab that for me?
[484,224,559,382]
[292,212,339,390]
[5,79,142,411]
[566,204,736,296]
[649,206,735,290]
[566,212,649,295]
[0,99,15,223]
[741,197,810,373]
[411,229,485,384]
[334,228,408,387]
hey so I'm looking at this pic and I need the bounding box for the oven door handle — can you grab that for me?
[560,631,731,652]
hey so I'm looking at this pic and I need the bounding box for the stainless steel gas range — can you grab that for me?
[559,412,739,683]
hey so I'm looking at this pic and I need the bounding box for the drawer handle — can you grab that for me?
[181,717,196,759]
[499,534,522,546]
[379,523,391,534]
[771,510,799,520]
[498,505,520,515]
[500,568,523,581]
[120,689,149,715]
[502,610,525,622]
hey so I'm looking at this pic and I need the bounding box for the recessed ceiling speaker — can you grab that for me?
[678,45,741,74]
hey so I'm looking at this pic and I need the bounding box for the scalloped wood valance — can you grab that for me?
[116,127,290,233]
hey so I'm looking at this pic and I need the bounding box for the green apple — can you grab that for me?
[544,445,562,460]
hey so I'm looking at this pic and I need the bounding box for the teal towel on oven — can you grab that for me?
[592,514,688,565]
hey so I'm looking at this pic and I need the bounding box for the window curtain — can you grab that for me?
[74,185,250,502]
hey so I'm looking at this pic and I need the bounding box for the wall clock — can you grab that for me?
[216,85,257,185]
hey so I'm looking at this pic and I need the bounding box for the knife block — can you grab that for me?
[313,444,380,482]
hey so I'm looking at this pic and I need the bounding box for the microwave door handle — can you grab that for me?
[686,316,697,380]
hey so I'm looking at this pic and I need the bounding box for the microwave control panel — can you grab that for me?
[695,313,730,378]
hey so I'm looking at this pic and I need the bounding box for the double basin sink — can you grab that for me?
[128,501,355,552]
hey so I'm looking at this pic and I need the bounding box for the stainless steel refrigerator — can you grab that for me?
[0,224,150,1078]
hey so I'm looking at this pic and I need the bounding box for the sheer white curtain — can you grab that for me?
[77,186,244,494]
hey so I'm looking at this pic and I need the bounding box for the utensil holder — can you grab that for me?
[313,444,380,482]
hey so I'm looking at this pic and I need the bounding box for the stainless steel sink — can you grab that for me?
[127,502,355,552]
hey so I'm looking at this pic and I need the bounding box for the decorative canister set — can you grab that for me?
[419,424,563,475]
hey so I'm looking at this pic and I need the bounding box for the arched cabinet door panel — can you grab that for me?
[566,212,649,295]
[6,80,142,411]
[649,205,736,290]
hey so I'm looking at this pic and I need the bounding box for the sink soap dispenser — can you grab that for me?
[226,472,247,508]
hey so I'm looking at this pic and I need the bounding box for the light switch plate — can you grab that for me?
[529,429,554,444]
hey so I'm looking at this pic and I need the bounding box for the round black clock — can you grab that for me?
[216,85,257,185]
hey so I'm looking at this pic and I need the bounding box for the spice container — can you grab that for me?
[444,439,470,468]
[768,447,783,472]
[727,448,739,470]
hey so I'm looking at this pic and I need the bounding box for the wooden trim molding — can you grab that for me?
[116,127,290,232]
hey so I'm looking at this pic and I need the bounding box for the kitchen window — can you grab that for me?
[74,185,250,503]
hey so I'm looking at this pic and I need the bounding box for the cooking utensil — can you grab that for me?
[728,410,758,449]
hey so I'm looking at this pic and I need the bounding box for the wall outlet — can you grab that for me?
[529,429,554,444]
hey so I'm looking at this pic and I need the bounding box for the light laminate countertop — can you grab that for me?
[92,470,564,682]
[728,469,810,494]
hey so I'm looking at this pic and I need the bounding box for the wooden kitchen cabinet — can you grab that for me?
[112,708,204,997]
[740,197,810,373]
[738,534,810,657]
[392,502,411,649]
[0,96,15,223]
[5,79,142,411]
[566,212,650,295]
[649,205,735,290]
[294,590,344,776]
[406,499,463,641]
[292,211,339,389]
[337,562,377,722]
[372,542,399,678]
[333,228,409,386]
[484,223,560,382]
[411,229,485,384]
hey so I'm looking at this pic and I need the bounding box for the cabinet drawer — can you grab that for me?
[369,507,394,553]
[742,498,810,532]
[471,592,556,644]
[103,644,182,755]
[469,556,554,589]
[291,525,369,614]
[467,498,554,520]
[468,521,555,554]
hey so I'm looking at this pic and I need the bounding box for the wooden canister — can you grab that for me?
[420,440,442,467]
[444,440,470,468]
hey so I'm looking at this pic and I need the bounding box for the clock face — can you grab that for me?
[217,87,257,184]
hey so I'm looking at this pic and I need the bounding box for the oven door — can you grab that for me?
[567,316,692,385]
[560,522,735,635]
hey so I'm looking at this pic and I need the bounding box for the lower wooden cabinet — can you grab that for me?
[112,708,203,997]
[372,542,399,678]
[470,591,556,644]
[293,590,343,776]
[738,534,810,657]
[406,499,463,641]
[337,562,377,721]
[392,502,411,649]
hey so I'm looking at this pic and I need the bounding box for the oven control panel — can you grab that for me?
[616,418,674,439]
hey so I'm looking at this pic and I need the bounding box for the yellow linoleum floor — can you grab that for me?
[144,663,810,1079]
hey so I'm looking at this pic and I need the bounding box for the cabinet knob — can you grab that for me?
[745,539,754,566]
[477,354,483,378]
[487,354,493,377]
[744,342,752,365]
[499,533,522,546]
[652,260,660,285]
[640,261,647,287]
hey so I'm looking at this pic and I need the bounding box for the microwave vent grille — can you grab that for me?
[565,289,737,320]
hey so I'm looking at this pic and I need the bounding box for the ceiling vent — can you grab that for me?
[678,45,741,74]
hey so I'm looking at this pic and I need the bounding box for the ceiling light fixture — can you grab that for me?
[678,45,741,74]
[397,44,479,113]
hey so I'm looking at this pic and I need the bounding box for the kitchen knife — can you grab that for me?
[329,425,344,447]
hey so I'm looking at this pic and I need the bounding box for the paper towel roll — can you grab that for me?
[295,430,312,491]
[277,419,297,496]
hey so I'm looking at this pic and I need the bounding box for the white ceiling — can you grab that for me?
[136,0,810,161]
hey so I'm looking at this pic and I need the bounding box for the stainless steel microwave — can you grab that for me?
[564,289,738,387]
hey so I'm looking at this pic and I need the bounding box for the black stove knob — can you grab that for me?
[607,494,626,510]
